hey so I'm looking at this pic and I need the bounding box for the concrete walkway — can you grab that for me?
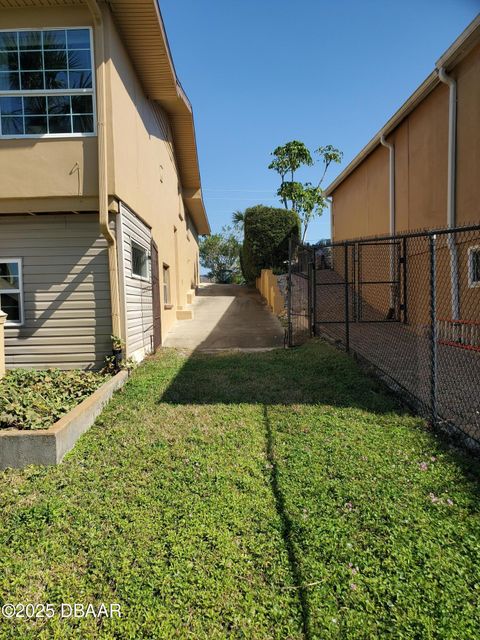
[163,284,285,351]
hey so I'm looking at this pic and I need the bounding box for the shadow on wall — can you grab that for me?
[2,216,113,369]
[108,24,170,144]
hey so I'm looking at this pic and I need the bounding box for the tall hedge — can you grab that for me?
[241,205,300,282]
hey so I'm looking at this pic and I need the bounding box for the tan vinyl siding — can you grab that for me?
[0,213,112,369]
[119,203,153,358]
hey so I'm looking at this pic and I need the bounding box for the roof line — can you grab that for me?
[325,13,480,197]
[153,0,192,113]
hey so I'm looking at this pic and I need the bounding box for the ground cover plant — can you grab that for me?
[0,341,479,639]
[0,368,106,430]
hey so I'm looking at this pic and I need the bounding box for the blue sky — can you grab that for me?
[161,0,479,242]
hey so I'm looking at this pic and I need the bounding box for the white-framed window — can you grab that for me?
[131,240,149,280]
[163,264,171,306]
[468,246,480,288]
[0,27,96,138]
[0,258,23,325]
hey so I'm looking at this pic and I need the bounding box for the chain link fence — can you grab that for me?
[287,225,480,446]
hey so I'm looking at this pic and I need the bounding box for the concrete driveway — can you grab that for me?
[163,284,285,351]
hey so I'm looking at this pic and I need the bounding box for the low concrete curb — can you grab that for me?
[0,370,129,471]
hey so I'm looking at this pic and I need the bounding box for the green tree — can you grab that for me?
[199,226,243,284]
[231,210,245,233]
[269,141,343,242]
[241,205,300,282]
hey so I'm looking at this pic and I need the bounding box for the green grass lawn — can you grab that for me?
[0,341,479,639]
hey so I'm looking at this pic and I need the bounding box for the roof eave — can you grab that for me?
[325,71,438,196]
[325,13,480,197]
[183,189,210,235]
[107,0,210,233]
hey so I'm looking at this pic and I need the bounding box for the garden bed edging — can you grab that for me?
[0,370,129,470]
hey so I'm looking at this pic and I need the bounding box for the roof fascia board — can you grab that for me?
[325,14,480,196]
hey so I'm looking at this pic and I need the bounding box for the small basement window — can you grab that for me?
[163,264,171,306]
[0,258,23,325]
[468,246,480,288]
[131,241,149,280]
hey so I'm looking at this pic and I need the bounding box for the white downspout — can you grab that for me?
[326,196,334,269]
[85,0,122,341]
[326,196,333,238]
[380,134,396,315]
[438,66,460,323]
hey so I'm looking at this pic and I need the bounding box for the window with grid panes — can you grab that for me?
[0,28,95,137]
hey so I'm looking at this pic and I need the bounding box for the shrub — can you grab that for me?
[241,205,300,282]
[0,368,106,430]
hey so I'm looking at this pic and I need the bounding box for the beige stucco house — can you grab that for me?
[324,15,480,329]
[326,14,480,238]
[0,0,209,369]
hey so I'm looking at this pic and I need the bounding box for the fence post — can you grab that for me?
[429,234,438,427]
[0,310,6,379]
[344,242,350,353]
[402,236,408,324]
[307,260,313,338]
[311,248,317,336]
[287,237,293,347]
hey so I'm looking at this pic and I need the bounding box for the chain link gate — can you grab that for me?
[288,238,404,347]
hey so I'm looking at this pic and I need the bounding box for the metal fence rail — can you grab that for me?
[287,225,480,446]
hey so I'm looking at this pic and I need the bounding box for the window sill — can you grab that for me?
[0,132,97,140]
[164,304,173,310]
[131,274,151,283]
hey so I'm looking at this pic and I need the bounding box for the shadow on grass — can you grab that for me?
[156,340,480,495]
[155,341,480,638]
[158,342,403,414]
[263,404,312,639]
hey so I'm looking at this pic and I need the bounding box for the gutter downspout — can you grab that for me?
[326,196,334,269]
[380,134,396,316]
[85,0,122,342]
[437,66,460,324]
[326,196,333,239]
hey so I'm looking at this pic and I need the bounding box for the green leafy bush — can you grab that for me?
[0,368,106,430]
[241,205,300,282]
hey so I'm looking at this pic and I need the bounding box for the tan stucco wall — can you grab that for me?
[0,5,201,342]
[456,43,480,225]
[0,7,98,210]
[332,83,450,241]
[104,7,199,337]
[331,145,390,241]
[256,269,285,316]
[330,46,480,327]
[331,44,480,241]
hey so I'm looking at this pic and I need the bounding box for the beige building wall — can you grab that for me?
[0,7,99,212]
[331,45,480,242]
[456,43,480,225]
[329,42,480,328]
[0,4,203,350]
[105,7,200,337]
[331,82,450,242]
[331,145,389,241]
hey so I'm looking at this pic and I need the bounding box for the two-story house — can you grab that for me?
[0,0,209,369]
